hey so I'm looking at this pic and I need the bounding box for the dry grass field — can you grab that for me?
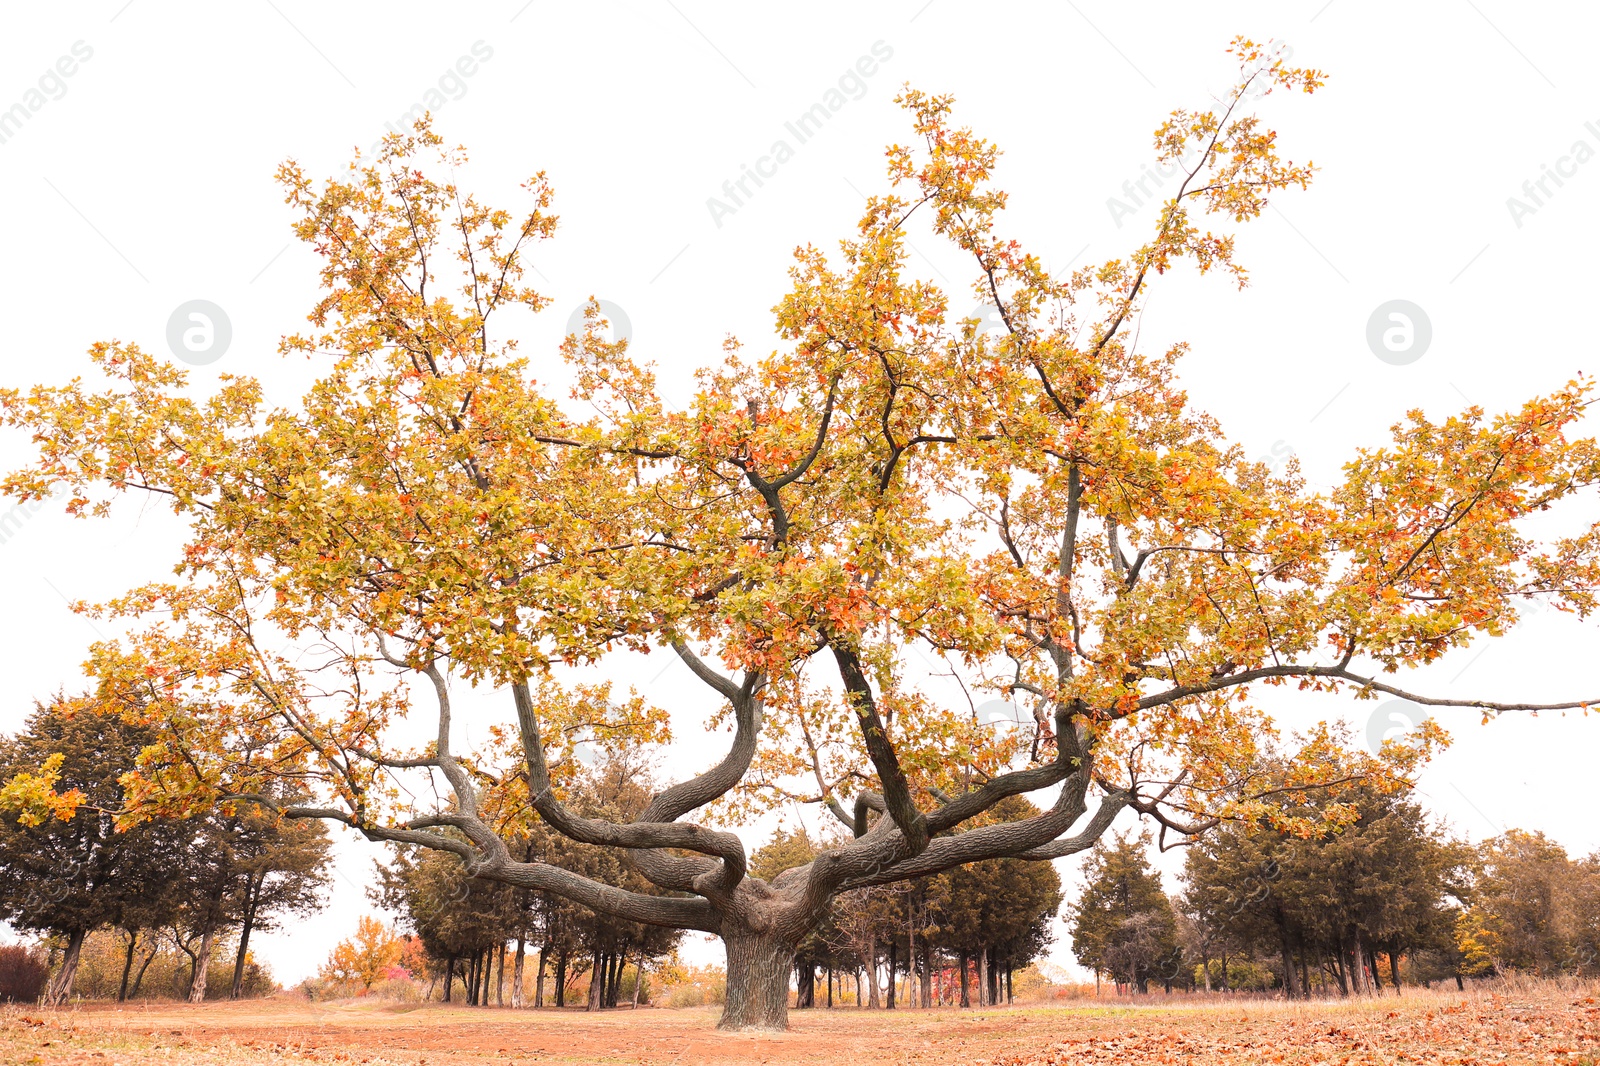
[4,984,1598,1065]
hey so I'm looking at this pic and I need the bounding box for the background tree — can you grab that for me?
[0,698,194,1004]
[1179,785,1470,996]
[320,915,403,992]
[6,39,1600,1033]
[1457,830,1598,978]
[1070,831,1179,993]
[222,793,331,999]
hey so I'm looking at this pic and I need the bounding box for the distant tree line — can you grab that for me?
[752,796,1063,1009]
[1069,786,1600,996]
[0,697,331,1003]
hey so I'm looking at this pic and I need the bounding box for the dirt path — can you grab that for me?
[5,986,1597,1065]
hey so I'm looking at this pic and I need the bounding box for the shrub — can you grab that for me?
[0,943,48,1003]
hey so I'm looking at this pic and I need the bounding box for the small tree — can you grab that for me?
[1070,832,1179,993]
[224,794,332,999]
[321,916,403,993]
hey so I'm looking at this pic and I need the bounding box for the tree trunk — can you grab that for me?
[443,956,455,1003]
[958,951,971,1008]
[796,961,814,1008]
[717,931,794,1032]
[46,928,86,1006]
[555,953,567,1008]
[117,930,139,1003]
[586,949,602,1011]
[129,943,157,1001]
[512,938,526,1008]
[826,966,833,1008]
[1389,951,1402,995]
[631,947,643,1008]
[1277,916,1300,1000]
[189,927,218,1003]
[920,950,931,1009]
[535,945,547,1008]
[867,936,880,1009]
[232,900,258,1000]
[497,942,507,1006]
[886,942,896,1009]
[1007,965,1014,1004]
[1352,939,1367,994]
[977,945,990,1007]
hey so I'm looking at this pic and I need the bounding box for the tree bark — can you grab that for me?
[958,951,971,1008]
[189,927,218,1003]
[717,931,794,1032]
[46,928,86,1006]
[497,941,507,1006]
[919,950,931,1009]
[535,945,547,1008]
[1277,915,1300,1000]
[129,944,157,1001]
[232,897,259,1000]
[867,935,880,1009]
[117,930,138,1003]
[886,941,896,1009]
[555,952,567,1008]
[512,938,526,1008]
[1389,951,1402,995]
[977,945,990,1007]
[443,956,455,1003]
[586,949,602,1011]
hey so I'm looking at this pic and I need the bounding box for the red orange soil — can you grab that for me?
[4,985,1597,1065]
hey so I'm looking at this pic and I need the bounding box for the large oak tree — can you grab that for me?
[4,42,1598,1029]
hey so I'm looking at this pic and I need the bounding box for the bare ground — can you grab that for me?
[4,984,1598,1065]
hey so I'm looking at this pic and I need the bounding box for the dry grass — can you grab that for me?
[3,981,1597,1065]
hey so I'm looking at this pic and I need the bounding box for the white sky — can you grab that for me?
[1,2,1596,986]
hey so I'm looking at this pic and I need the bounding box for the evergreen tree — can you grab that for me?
[0,698,197,1004]
[1070,831,1178,993]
